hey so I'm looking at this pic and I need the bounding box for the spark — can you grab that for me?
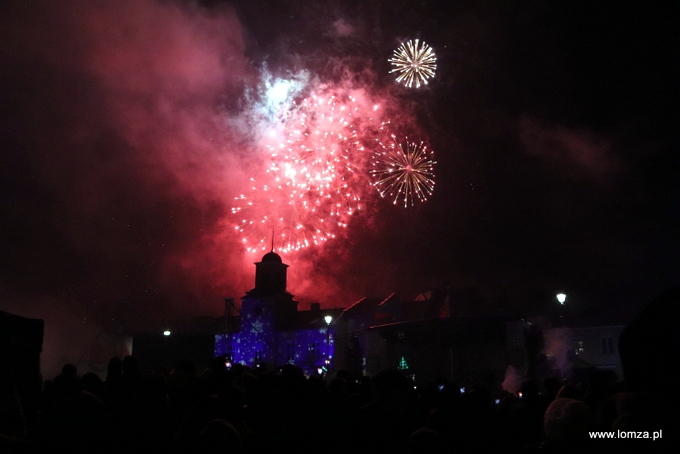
[370,135,436,207]
[233,92,370,253]
[389,39,437,88]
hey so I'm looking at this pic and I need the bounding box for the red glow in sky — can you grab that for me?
[232,88,397,253]
[2,0,677,378]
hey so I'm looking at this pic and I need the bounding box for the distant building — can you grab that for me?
[214,251,341,375]
[334,289,538,387]
[540,295,629,381]
[544,324,626,380]
[572,324,626,378]
[141,252,570,387]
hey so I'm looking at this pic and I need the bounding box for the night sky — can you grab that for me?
[1,0,678,372]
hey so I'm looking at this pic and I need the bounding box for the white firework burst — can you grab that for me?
[389,39,437,88]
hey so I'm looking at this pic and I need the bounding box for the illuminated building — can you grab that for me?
[214,251,340,375]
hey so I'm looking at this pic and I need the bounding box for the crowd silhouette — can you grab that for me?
[1,353,673,453]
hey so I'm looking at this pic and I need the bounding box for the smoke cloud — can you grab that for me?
[543,328,572,377]
[1,0,430,376]
[501,364,523,395]
[3,0,675,377]
[519,116,620,180]
[1,0,254,309]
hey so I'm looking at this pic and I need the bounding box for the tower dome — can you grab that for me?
[261,251,282,263]
[247,251,289,297]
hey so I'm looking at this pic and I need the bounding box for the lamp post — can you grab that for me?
[324,315,333,366]
[555,293,568,327]
[163,330,171,367]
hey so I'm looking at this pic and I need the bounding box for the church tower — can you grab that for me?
[251,251,289,297]
[215,251,338,374]
[237,251,298,367]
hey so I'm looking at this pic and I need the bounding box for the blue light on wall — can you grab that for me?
[215,252,335,375]
[215,325,334,374]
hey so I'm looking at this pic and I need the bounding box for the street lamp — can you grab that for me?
[324,315,333,365]
[162,330,172,367]
[556,293,566,305]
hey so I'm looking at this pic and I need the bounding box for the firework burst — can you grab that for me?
[389,39,437,88]
[370,135,436,207]
[233,92,371,253]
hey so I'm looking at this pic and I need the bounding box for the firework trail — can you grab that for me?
[389,39,437,88]
[370,135,436,207]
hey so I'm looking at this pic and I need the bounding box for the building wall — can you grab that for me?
[364,331,386,377]
[133,332,214,371]
[284,328,334,372]
[543,325,625,380]
[570,325,625,379]
[371,318,532,387]
[215,326,334,375]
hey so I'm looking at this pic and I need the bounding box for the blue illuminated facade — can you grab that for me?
[214,252,337,374]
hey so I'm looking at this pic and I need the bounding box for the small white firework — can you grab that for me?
[389,39,437,88]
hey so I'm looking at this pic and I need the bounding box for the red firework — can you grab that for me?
[233,92,371,253]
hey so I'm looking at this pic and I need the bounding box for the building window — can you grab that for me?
[287,342,295,362]
[601,337,614,355]
[255,350,262,362]
[309,342,320,357]
[575,341,584,356]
